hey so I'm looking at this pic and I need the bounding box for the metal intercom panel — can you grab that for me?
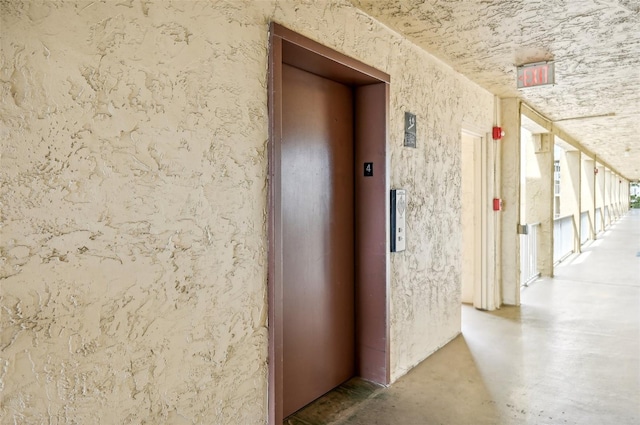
[390,189,406,252]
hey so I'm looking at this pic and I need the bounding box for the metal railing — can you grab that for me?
[612,203,620,220]
[580,211,590,245]
[595,207,602,234]
[520,223,540,287]
[554,214,574,264]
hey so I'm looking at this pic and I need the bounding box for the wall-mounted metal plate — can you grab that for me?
[404,112,417,148]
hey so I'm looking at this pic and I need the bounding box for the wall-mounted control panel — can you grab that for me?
[391,189,407,252]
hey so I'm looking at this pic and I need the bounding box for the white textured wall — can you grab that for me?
[1,1,270,423]
[1,1,494,423]
[460,133,476,305]
[383,36,494,380]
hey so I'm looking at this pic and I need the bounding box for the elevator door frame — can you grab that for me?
[268,23,391,425]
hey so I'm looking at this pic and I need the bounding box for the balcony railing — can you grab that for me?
[612,203,620,220]
[520,222,540,287]
[580,211,590,245]
[554,214,574,264]
[595,207,603,234]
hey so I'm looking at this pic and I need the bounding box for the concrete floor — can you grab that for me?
[289,210,640,425]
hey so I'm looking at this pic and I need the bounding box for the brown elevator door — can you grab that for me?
[281,64,355,417]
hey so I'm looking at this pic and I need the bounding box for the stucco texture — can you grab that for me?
[1,1,493,423]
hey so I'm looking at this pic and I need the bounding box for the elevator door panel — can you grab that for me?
[282,63,355,417]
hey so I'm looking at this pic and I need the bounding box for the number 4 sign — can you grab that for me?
[364,162,373,177]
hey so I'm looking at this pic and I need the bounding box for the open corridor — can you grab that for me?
[293,210,640,425]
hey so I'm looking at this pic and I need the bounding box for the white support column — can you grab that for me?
[565,151,581,253]
[486,132,501,310]
[500,98,521,306]
[612,174,621,219]
[604,169,612,227]
[596,163,605,235]
[623,180,630,211]
[623,180,630,212]
[581,156,596,241]
[526,133,554,277]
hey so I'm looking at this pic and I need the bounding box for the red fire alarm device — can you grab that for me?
[493,198,503,211]
[492,126,504,140]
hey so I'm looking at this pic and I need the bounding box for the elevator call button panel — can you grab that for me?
[391,189,406,252]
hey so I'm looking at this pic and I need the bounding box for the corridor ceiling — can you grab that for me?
[352,0,640,181]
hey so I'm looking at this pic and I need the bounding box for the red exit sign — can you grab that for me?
[517,62,555,88]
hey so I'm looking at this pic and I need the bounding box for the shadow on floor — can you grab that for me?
[483,304,522,323]
[330,335,502,425]
[285,334,502,425]
[284,378,384,425]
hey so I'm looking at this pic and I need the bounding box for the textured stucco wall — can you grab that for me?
[460,133,476,305]
[383,37,494,380]
[1,1,494,423]
[1,1,270,423]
